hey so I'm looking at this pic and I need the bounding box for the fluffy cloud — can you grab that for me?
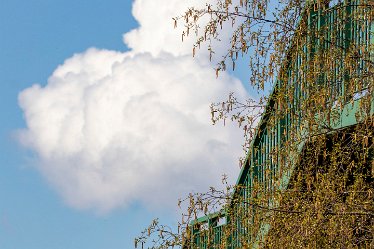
[18,0,248,213]
[125,0,210,57]
[125,0,238,60]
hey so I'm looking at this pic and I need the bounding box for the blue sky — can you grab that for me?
[0,0,249,248]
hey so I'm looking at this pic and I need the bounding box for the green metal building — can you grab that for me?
[189,0,373,248]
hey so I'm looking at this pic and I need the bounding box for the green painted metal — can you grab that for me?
[190,1,373,248]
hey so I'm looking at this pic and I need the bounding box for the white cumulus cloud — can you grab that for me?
[18,0,248,213]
